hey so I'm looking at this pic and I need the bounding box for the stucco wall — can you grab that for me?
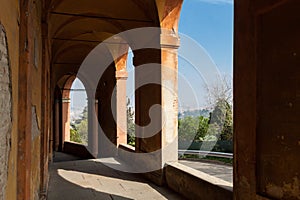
[0,0,44,199]
[0,23,12,200]
[30,1,43,199]
[0,0,19,199]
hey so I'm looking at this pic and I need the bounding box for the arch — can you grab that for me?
[155,0,183,31]
[69,78,89,146]
[53,73,95,148]
[47,0,184,172]
[53,75,76,151]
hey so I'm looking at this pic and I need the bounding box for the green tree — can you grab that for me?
[70,126,82,143]
[76,119,88,145]
[209,99,233,141]
[196,116,209,141]
[219,100,233,141]
[71,106,88,145]
[127,98,135,146]
[178,116,199,142]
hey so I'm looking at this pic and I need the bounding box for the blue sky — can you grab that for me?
[178,0,233,109]
[179,0,233,75]
[72,0,234,111]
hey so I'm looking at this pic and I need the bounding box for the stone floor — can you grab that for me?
[52,151,83,162]
[48,158,184,200]
[48,152,233,199]
[179,159,233,183]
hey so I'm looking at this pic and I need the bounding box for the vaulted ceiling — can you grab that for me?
[47,0,159,68]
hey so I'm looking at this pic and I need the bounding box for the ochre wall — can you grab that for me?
[0,0,19,199]
[0,0,44,199]
[29,1,43,199]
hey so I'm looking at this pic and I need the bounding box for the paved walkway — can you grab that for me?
[179,159,233,183]
[52,151,82,162]
[48,158,184,200]
[48,152,232,199]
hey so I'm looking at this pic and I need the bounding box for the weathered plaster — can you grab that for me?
[31,106,41,200]
[0,23,12,200]
[0,0,19,199]
[266,177,300,199]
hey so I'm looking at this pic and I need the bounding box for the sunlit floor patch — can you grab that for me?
[48,159,184,200]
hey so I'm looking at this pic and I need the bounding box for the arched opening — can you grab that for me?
[70,78,88,145]
[53,75,76,152]
[177,0,234,184]
[53,75,94,157]
[126,47,135,147]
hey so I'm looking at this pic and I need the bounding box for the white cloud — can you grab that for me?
[192,0,233,5]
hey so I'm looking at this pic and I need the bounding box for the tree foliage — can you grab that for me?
[178,116,199,142]
[178,115,210,142]
[178,74,233,152]
[70,106,88,145]
[70,125,82,143]
[127,98,135,146]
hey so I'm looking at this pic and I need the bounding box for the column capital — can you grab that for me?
[116,70,128,80]
[61,98,70,103]
[160,32,180,49]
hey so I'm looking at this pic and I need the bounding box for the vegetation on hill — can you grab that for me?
[179,74,233,154]
[127,98,135,146]
[70,106,88,145]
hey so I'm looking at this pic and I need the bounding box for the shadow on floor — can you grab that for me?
[53,151,83,162]
[48,153,184,200]
[48,171,134,200]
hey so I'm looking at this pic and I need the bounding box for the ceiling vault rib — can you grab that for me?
[50,11,154,23]
[52,38,128,44]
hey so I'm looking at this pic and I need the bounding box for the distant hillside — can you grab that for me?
[178,109,210,119]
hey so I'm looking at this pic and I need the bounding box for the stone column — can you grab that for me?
[88,98,98,157]
[62,98,71,143]
[131,33,179,185]
[116,70,128,146]
[160,31,180,164]
[133,49,161,154]
[132,48,163,184]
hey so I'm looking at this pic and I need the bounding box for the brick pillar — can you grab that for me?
[116,70,128,146]
[88,98,98,157]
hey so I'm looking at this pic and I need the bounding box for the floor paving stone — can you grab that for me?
[48,154,184,200]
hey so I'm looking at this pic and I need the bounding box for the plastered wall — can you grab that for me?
[0,22,12,200]
[0,0,19,199]
[0,0,44,199]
